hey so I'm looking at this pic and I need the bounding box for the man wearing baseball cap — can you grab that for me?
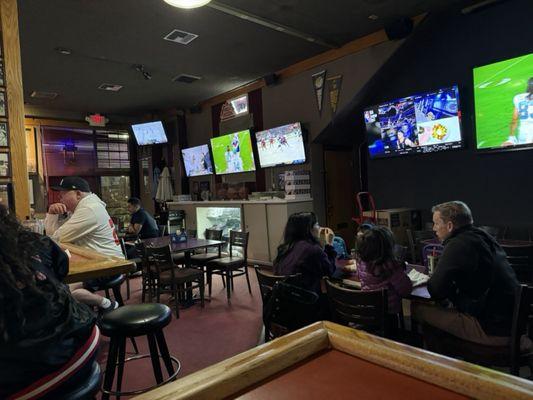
[44,176,124,311]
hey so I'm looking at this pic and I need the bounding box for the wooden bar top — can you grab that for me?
[62,243,135,283]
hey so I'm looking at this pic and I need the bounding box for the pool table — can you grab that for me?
[133,321,533,400]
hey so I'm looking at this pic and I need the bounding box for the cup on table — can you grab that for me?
[427,255,440,275]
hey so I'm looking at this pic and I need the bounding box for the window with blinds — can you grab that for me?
[95,131,130,169]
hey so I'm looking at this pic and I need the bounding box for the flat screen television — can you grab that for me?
[210,130,256,175]
[255,122,306,168]
[364,85,463,159]
[181,144,213,177]
[474,52,533,152]
[131,121,168,145]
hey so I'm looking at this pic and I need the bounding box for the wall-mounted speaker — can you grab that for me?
[385,17,414,40]
[263,73,280,86]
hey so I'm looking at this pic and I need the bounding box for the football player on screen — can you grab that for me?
[503,77,533,147]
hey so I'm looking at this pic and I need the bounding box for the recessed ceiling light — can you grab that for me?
[98,83,123,92]
[30,91,58,99]
[368,14,379,20]
[163,0,211,9]
[55,47,72,55]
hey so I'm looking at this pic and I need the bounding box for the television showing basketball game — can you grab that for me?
[474,52,532,151]
[255,123,306,168]
[210,130,256,175]
[181,144,213,177]
[131,121,168,145]
[364,85,463,159]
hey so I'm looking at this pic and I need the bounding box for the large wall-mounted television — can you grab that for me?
[131,121,168,145]
[181,144,213,177]
[210,130,256,175]
[474,52,532,152]
[255,122,306,168]
[364,85,463,159]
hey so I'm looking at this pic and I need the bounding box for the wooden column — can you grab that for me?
[0,0,30,219]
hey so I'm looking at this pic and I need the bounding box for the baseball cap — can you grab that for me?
[51,177,91,192]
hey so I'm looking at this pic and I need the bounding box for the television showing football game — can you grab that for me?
[181,144,213,177]
[474,52,532,151]
[210,130,256,175]
[255,122,306,168]
[131,121,168,145]
[364,85,463,159]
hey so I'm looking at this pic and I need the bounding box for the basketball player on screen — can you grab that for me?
[502,77,533,146]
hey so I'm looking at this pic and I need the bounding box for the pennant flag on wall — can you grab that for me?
[327,74,343,114]
[311,70,326,114]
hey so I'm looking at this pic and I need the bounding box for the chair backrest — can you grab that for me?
[501,244,533,283]
[119,238,127,258]
[229,230,249,259]
[186,229,197,239]
[510,285,533,373]
[479,225,501,238]
[205,229,223,241]
[324,278,389,337]
[145,245,174,274]
[254,266,300,304]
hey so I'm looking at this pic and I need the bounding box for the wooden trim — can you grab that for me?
[200,14,426,108]
[133,321,533,400]
[1,0,30,219]
[24,117,128,131]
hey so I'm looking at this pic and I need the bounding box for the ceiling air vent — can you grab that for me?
[30,91,58,99]
[172,74,202,84]
[163,29,198,45]
[98,83,123,92]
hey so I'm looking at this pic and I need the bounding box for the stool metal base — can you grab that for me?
[101,353,181,397]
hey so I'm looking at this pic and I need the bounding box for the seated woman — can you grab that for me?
[0,206,98,399]
[273,212,336,294]
[356,226,412,333]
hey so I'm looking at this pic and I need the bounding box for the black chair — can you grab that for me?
[324,278,390,337]
[406,229,435,264]
[206,231,251,302]
[91,274,126,307]
[422,285,533,376]
[479,225,502,239]
[190,229,223,269]
[501,244,533,284]
[100,304,180,400]
[254,266,300,341]
[146,245,205,318]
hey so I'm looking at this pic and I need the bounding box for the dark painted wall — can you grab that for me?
[363,0,533,228]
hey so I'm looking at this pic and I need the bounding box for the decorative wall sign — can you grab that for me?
[0,61,4,87]
[0,91,6,117]
[0,122,7,146]
[0,152,9,177]
[311,70,326,114]
[0,183,11,210]
[327,74,343,114]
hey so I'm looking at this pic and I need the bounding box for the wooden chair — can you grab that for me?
[254,266,300,341]
[422,285,533,376]
[324,277,390,337]
[502,244,533,284]
[146,245,205,318]
[206,231,251,301]
[190,229,224,287]
[406,229,436,263]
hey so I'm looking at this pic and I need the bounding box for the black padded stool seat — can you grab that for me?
[93,274,125,290]
[55,362,101,400]
[101,303,180,400]
[100,303,171,337]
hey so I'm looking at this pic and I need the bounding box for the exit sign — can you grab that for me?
[86,113,108,127]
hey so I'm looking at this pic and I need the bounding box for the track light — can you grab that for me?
[134,64,152,80]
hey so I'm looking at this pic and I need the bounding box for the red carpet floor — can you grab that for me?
[96,267,263,398]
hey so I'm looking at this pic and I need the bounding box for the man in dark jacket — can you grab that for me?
[412,201,519,345]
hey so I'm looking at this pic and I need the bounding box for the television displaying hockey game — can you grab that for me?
[181,144,213,177]
[474,52,533,151]
[255,122,306,168]
[364,85,463,159]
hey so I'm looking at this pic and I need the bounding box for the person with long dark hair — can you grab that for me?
[356,226,412,321]
[0,206,98,399]
[273,212,336,294]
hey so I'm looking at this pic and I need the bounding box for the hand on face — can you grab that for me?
[48,203,68,214]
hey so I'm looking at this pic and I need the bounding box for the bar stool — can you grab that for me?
[100,304,181,399]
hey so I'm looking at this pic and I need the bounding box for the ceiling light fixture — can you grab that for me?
[133,64,152,80]
[55,47,72,55]
[163,0,212,9]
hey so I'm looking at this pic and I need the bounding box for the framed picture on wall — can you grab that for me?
[0,183,11,210]
[0,121,8,147]
[0,90,6,117]
[0,152,9,177]
[0,61,5,87]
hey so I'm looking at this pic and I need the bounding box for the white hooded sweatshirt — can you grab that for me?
[44,193,124,258]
